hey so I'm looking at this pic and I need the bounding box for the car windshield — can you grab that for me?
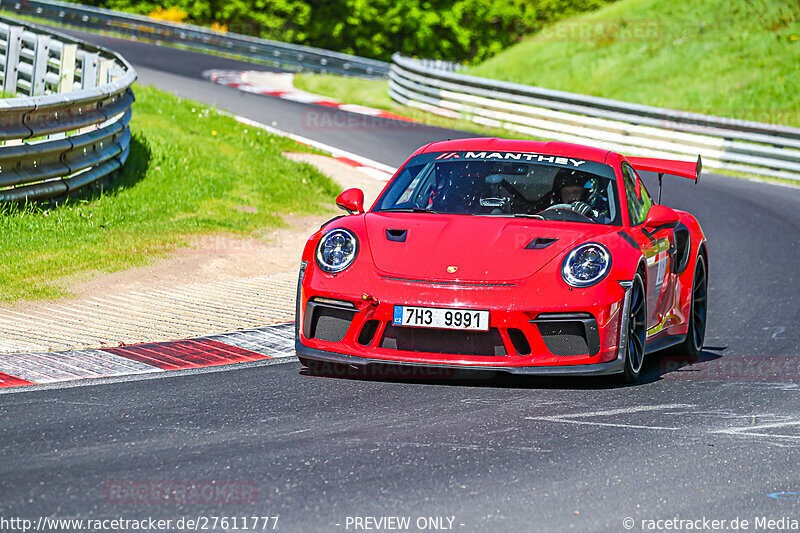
[374,152,621,225]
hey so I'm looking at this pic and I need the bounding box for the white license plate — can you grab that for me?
[393,306,489,331]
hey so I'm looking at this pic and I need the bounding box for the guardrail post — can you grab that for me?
[2,26,23,96]
[98,58,114,86]
[81,52,98,89]
[31,34,51,96]
[58,43,77,93]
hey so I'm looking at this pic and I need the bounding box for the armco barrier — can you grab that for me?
[0,0,390,78]
[0,15,135,201]
[389,54,800,181]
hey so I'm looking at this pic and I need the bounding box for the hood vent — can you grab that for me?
[525,237,559,250]
[386,229,407,242]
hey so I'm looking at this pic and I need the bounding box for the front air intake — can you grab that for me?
[304,299,357,342]
[380,326,506,356]
[532,313,600,356]
[358,320,380,345]
[507,328,532,355]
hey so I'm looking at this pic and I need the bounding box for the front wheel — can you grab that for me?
[620,273,647,384]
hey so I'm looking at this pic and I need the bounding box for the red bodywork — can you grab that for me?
[296,139,707,376]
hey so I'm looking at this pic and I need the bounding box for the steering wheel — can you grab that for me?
[486,176,535,212]
[540,204,595,222]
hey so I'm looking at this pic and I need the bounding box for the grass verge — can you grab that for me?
[469,0,800,126]
[0,84,339,302]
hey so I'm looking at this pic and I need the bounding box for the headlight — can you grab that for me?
[562,243,611,287]
[316,228,358,273]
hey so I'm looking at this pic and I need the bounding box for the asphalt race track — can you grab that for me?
[2,28,800,532]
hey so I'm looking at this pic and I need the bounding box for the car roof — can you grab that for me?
[419,138,612,164]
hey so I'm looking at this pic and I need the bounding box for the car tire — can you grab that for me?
[620,272,647,384]
[674,254,707,360]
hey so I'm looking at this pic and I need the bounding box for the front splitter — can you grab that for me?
[296,340,625,377]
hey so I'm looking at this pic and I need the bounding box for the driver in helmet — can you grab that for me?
[551,170,603,220]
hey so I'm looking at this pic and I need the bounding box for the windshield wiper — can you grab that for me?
[481,213,544,219]
[511,213,544,219]
[377,207,439,214]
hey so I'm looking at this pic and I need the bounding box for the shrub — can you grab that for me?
[76,0,616,62]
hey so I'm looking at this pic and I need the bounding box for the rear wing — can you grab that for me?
[627,155,702,183]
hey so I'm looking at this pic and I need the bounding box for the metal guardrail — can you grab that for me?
[1,0,390,78]
[389,54,800,182]
[1,15,135,201]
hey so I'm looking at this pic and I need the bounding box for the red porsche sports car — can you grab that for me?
[295,138,707,383]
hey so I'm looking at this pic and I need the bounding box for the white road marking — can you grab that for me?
[525,403,693,431]
[713,419,800,440]
[528,419,681,431]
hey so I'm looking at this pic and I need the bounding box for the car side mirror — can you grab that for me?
[644,204,679,228]
[336,188,365,214]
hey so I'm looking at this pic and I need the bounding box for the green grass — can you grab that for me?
[0,84,339,302]
[469,0,800,126]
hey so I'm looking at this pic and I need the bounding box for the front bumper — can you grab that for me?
[296,339,625,376]
[296,262,632,376]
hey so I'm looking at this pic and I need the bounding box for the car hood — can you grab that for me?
[364,213,614,282]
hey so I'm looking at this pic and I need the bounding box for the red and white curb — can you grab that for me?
[206,70,400,180]
[228,112,397,181]
[205,69,417,124]
[0,323,295,391]
[324,155,394,181]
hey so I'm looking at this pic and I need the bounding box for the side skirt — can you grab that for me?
[645,334,686,355]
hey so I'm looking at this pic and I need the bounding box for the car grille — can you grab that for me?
[380,325,507,356]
